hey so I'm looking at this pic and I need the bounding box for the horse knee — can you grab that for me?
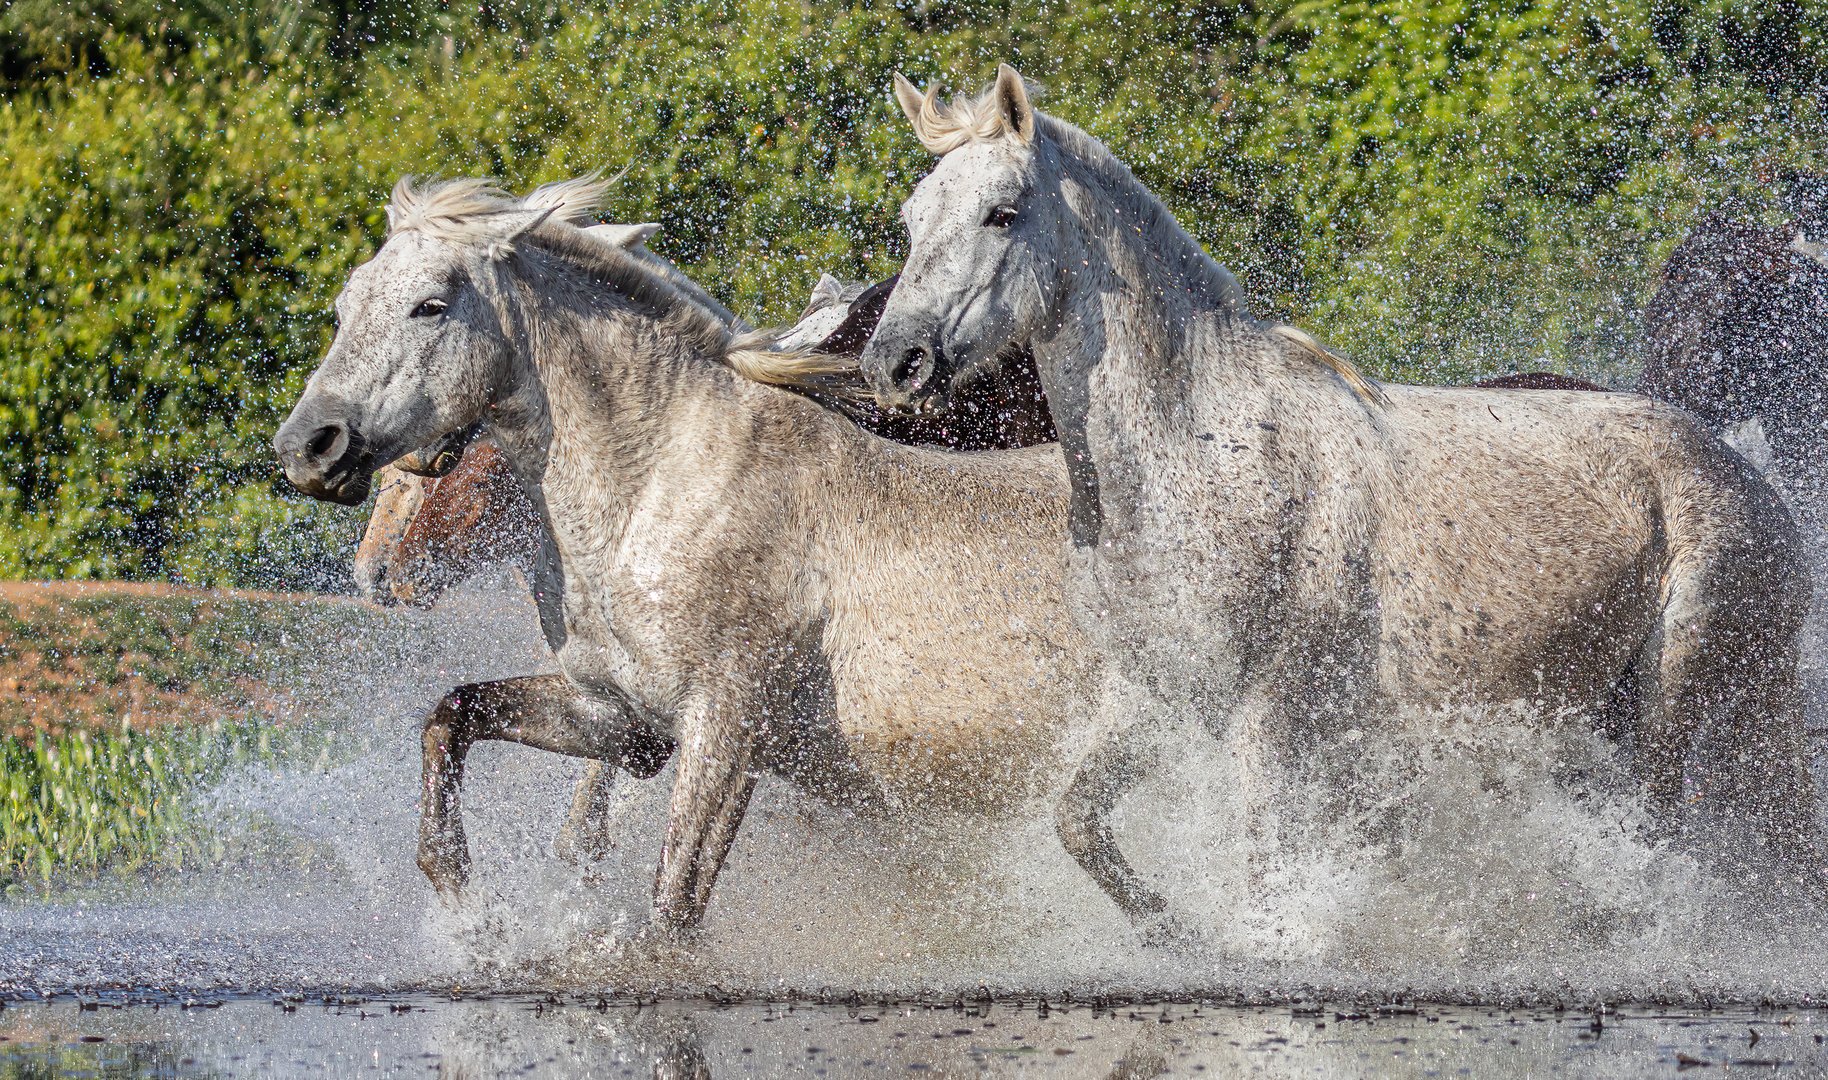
[1053,789,1106,864]
[617,721,676,779]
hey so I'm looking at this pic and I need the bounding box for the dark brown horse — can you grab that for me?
[1475,372,1611,392]
[353,438,540,608]
[791,274,1057,450]
[1641,210,1828,467]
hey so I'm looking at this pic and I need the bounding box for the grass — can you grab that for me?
[0,721,275,893]
[0,583,392,894]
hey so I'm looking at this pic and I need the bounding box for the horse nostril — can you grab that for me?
[892,347,929,388]
[306,423,346,462]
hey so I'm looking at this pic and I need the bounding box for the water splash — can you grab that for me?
[6,556,1828,1005]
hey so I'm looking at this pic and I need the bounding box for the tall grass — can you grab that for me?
[1,719,299,894]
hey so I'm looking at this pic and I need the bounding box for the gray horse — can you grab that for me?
[349,260,1060,874]
[859,66,1820,930]
[276,176,1093,936]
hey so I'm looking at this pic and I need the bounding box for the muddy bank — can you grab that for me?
[0,581,378,737]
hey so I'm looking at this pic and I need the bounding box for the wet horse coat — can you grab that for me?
[355,439,541,607]
[349,266,1067,874]
[859,67,1818,929]
[278,177,1093,933]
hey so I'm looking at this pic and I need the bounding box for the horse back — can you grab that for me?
[1369,384,1802,705]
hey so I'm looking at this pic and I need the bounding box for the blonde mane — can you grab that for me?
[899,77,1036,154]
[1268,324,1386,405]
[386,175,613,250]
[385,175,852,390]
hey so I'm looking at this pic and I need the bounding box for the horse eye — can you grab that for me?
[984,204,1019,228]
[411,297,449,318]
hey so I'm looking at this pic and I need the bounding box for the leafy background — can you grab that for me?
[2,0,1822,587]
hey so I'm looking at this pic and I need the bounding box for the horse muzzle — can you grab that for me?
[274,403,375,506]
[860,327,960,413]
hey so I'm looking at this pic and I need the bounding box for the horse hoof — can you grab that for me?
[609,920,705,968]
[554,828,611,867]
[417,852,471,897]
[1137,910,1205,950]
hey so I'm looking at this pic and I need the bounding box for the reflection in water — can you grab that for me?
[4,996,1828,1078]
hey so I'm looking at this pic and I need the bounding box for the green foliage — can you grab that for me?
[0,0,1822,584]
[0,722,262,890]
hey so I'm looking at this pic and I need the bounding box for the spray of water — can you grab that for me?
[6,523,1828,1005]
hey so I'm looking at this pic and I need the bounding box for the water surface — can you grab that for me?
[6,995,1827,1078]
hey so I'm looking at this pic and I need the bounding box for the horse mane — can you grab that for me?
[902,77,1037,154]
[907,79,1379,405]
[385,175,851,390]
[386,176,613,247]
[1267,325,1386,404]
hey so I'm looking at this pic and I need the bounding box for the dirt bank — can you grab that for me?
[0,581,376,737]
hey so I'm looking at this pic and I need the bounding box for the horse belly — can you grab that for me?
[825,627,1080,815]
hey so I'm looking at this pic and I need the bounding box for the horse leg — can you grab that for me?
[1053,674,1182,929]
[1712,643,1822,888]
[1054,728,1173,922]
[1640,565,1820,888]
[533,703,675,864]
[555,762,617,865]
[1632,618,1685,829]
[1680,615,1821,888]
[651,695,760,936]
[418,673,665,894]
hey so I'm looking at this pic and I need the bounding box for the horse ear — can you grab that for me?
[484,205,559,260]
[892,72,928,132]
[809,272,846,309]
[994,63,1036,143]
[585,222,663,249]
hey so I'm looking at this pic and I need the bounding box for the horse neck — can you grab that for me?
[628,247,745,329]
[483,273,754,538]
[1031,128,1250,420]
[1022,128,1316,545]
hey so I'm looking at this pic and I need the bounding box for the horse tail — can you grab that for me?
[722,330,869,395]
[1268,324,1387,406]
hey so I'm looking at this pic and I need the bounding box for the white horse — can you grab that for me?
[858,66,1821,929]
[348,259,1059,878]
[346,213,747,871]
[275,176,1095,935]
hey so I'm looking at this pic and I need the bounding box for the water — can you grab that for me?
[5,995,1828,1078]
[8,548,1828,1056]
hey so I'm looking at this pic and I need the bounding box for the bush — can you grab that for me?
[0,0,1821,585]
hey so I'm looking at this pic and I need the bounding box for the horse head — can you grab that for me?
[860,65,1074,411]
[274,177,660,505]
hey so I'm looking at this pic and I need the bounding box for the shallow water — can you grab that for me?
[5,995,1828,1078]
[9,547,1828,1009]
